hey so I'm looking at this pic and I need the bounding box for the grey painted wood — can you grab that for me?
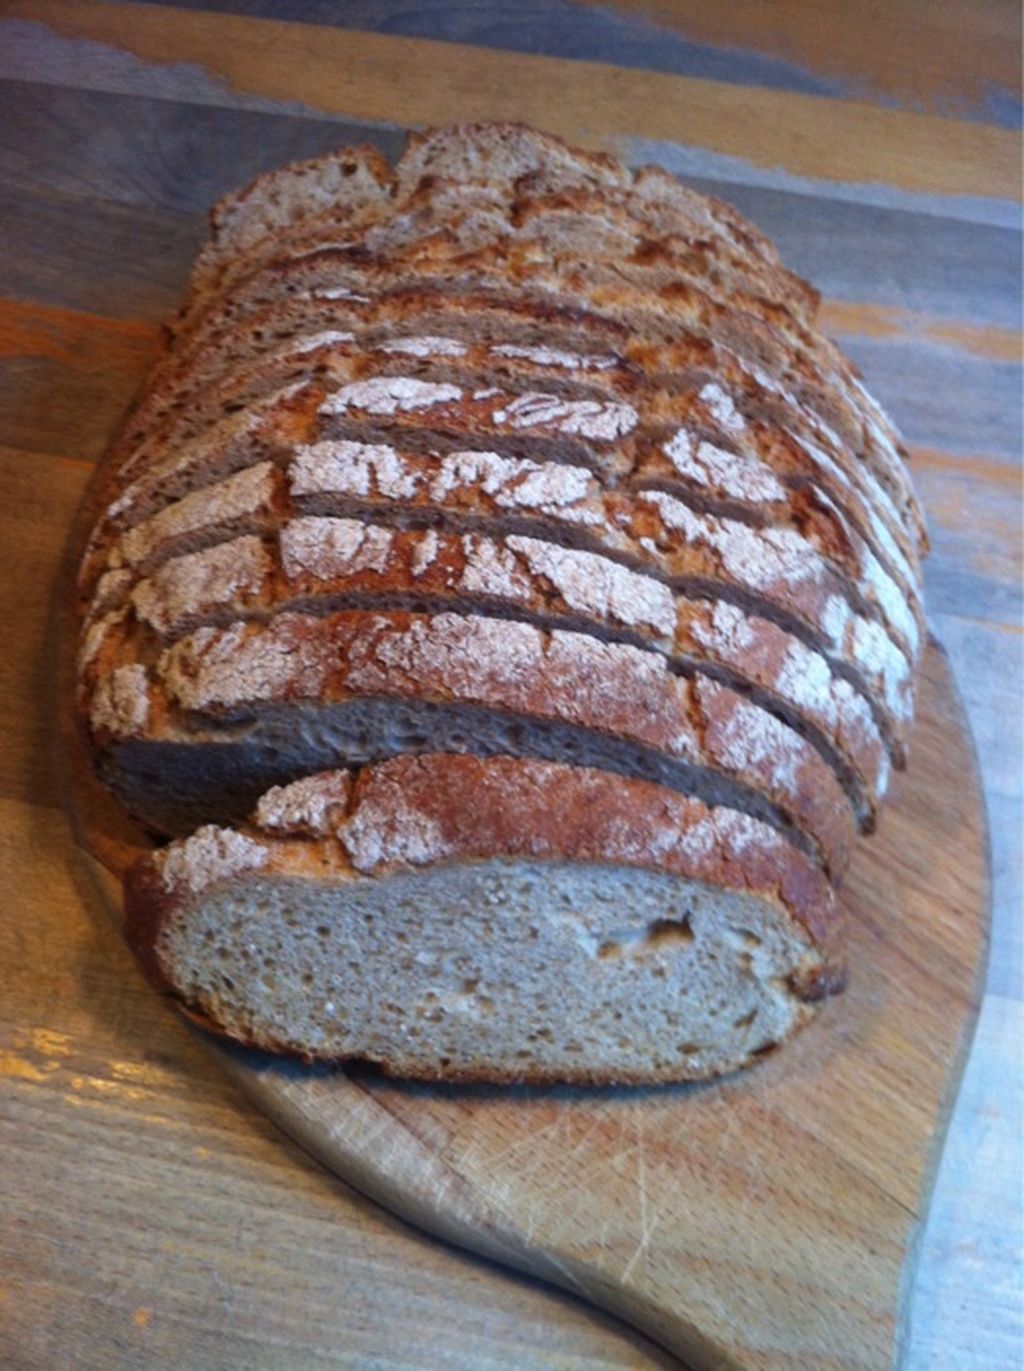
[111,0,1024,129]
[0,180,200,319]
[107,0,873,103]
[0,78,403,215]
[842,340,1021,459]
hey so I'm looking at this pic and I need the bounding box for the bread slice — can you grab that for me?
[80,433,915,764]
[123,754,844,1082]
[175,143,393,329]
[86,606,855,873]
[171,122,806,342]
[129,254,925,575]
[167,224,909,490]
[119,284,923,657]
[96,338,922,670]
[99,519,888,822]
[166,163,915,525]
[132,280,922,593]
[200,179,816,341]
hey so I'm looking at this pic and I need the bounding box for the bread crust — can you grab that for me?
[88,606,856,874]
[118,307,922,639]
[161,206,921,550]
[86,343,921,709]
[90,518,888,819]
[81,429,916,759]
[128,234,922,564]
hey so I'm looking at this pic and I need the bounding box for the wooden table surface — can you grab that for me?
[0,3,1020,1367]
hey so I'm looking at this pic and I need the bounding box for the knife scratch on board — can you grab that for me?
[620,1102,659,1285]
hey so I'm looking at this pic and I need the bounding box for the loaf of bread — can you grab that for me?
[80,123,927,1082]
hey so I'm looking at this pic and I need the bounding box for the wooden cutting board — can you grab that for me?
[61,625,989,1371]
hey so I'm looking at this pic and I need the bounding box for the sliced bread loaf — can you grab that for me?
[77,123,931,1082]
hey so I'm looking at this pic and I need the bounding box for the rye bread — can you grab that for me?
[76,123,932,1083]
[81,434,915,761]
[123,754,843,1082]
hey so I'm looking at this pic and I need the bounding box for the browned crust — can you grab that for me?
[135,229,916,510]
[339,753,839,951]
[79,419,916,764]
[165,210,920,546]
[119,299,922,614]
[102,606,857,875]
[148,140,921,551]
[192,122,806,330]
[122,857,181,997]
[106,290,923,643]
[82,334,921,687]
[95,518,885,816]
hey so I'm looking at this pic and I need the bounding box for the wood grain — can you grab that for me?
[577,0,1022,122]
[64,644,990,1371]
[14,0,1023,125]
[5,0,1020,200]
[0,444,89,808]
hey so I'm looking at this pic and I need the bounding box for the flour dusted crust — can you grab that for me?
[91,329,922,676]
[88,516,887,818]
[78,123,931,1080]
[93,606,856,874]
[80,408,916,765]
[153,229,920,555]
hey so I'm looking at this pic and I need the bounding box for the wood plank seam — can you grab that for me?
[3,0,1019,201]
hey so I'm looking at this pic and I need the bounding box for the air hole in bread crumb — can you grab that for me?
[598,916,693,959]
[734,1010,757,1029]
[678,1043,702,1055]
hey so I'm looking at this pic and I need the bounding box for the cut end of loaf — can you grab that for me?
[127,856,824,1083]
[122,755,843,1084]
